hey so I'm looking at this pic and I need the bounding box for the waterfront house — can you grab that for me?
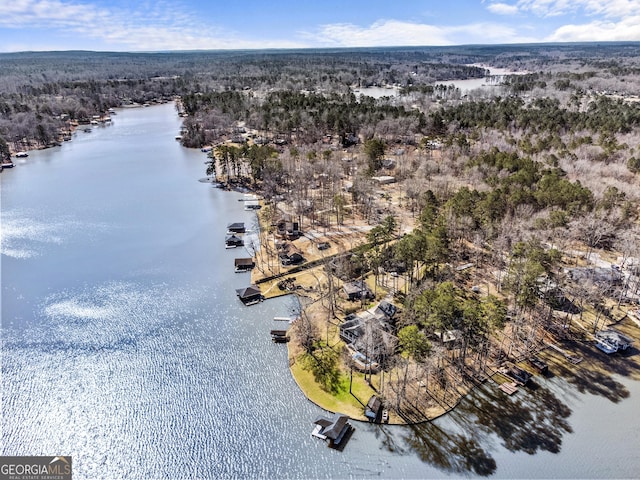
[234,257,255,272]
[311,413,353,448]
[235,285,262,305]
[339,301,399,368]
[339,314,363,344]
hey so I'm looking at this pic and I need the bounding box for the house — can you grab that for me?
[227,222,246,234]
[381,159,396,169]
[225,234,244,248]
[281,252,305,266]
[235,285,262,305]
[371,175,396,185]
[566,267,623,288]
[277,242,305,266]
[339,301,399,366]
[275,215,300,240]
[503,363,532,386]
[311,413,353,448]
[234,257,255,272]
[317,242,330,251]
[374,301,397,320]
[339,314,363,344]
[435,329,462,349]
[365,395,382,423]
[343,280,374,301]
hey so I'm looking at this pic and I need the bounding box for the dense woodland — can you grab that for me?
[3,43,640,422]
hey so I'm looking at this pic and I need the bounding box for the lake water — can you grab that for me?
[434,66,527,94]
[355,67,525,99]
[3,103,640,479]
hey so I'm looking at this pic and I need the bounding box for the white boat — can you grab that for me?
[15,151,28,158]
[1,160,15,168]
[595,339,618,354]
[595,329,633,354]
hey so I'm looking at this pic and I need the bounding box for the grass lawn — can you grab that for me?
[290,360,378,421]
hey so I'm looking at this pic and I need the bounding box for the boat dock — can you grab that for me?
[273,316,298,322]
[499,381,519,395]
[270,329,289,343]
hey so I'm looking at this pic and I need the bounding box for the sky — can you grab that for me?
[1,0,639,52]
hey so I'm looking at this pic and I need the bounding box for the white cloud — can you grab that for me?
[517,0,640,18]
[307,20,452,47]
[0,0,305,51]
[0,0,105,28]
[518,0,580,17]
[303,19,538,47]
[2,0,639,51]
[547,16,640,41]
[487,2,521,15]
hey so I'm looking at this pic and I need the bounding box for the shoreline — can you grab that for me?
[3,100,173,159]
[245,191,640,427]
[248,200,462,425]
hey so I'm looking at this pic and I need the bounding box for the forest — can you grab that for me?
[2,42,640,422]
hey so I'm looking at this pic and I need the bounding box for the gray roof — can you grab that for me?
[366,395,381,413]
[234,257,255,266]
[375,301,397,319]
[343,280,372,296]
[226,234,243,243]
[339,318,364,338]
[235,285,261,299]
[313,413,350,440]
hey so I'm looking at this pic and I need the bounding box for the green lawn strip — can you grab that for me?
[290,361,376,421]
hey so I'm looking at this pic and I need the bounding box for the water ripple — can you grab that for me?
[1,209,109,259]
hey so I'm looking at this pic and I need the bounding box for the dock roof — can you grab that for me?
[313,413,350,441]
[234,257,255,266]
[235,285,261,299]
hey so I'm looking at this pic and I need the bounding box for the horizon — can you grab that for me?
[2,40,640,57]
[2,0,640,53]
